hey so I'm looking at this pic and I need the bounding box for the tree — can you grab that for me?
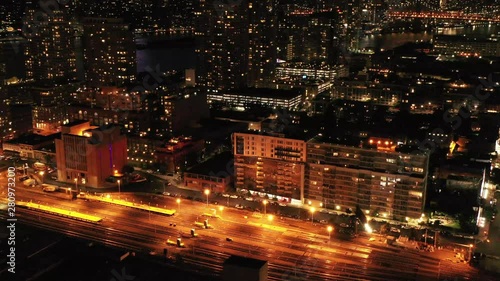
[122,165,135,174]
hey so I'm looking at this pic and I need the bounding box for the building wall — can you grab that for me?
[56,124,127,188]
[232,133,307,201]
[305,142,429,220]
[184,173,231,193]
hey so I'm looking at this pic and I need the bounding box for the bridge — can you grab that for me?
[387,11,500,23]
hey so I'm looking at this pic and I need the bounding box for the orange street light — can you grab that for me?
[310,207,316,224]
[263,200,268,215]
[327,225,333,240]
[176,198,181,212]
[204,189,210,206]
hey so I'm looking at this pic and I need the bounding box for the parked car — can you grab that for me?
[222,194,230,198]
[163,192,170,196]
[230,195,238,199]
[235,204,244,209]
[278,203,287,207]
[245,197,254,201]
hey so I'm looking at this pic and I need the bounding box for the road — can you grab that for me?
[1,188,495,280]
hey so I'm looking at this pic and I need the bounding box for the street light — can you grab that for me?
[74,178,78,192]
[468,244,473,262]
[204,189,210,206]
[263,200,268,215]
[117,180,121,197]
[176,198,181,212]
[310,207,316,224]
[219,206,224,217]
[327,226,333,240]
[39,171,44,184]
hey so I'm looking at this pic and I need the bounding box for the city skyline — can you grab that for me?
[1,1,500,280]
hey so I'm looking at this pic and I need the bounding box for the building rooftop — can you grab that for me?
[226,87,303,99]
[186,151,233,177]
[5,133,61,146]
[223,255,267,269]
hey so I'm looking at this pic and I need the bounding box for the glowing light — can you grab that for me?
[364,223,373,233]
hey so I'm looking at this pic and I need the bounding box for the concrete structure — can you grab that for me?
[233,132,307,203]
[209,88,302,111]
[305,137,430,220]
[24,5,76,82]
[55,120,127,188]
[155,136,204,174]
[433,35,500,57]
[184,152,233,193]
[82,18,136,87]
[222,255,268,281]
[2,132,60,159]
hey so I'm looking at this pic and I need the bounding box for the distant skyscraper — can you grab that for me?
[247,0,277,88]
[195,0,248,92]
[82,18,137,87]
[24,4,77,82]
[194,0,277,91]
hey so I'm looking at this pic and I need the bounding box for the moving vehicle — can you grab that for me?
[33,162,46,171]
[167,238,185,248]
[42,184,58,192]
[23,179,36,187]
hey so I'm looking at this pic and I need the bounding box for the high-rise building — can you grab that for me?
[24,3,76,82]
[194,0,277,91]
[246,0,277,88]
[305,138,429,220]
[194,0,248,91]
[82,18,137,87]
[278,11,340,65]
[55,120,127,188]
[232,132,307,203]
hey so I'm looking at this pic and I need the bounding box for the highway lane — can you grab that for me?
[4,187,495,281]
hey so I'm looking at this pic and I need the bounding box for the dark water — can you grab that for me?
[359,24,500,51]
[136,47,196,73]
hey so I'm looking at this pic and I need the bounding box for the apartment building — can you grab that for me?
[232,132,307,203]
[305,137,429,220]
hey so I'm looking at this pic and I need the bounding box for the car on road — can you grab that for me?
[226,237,233,242]
[222,194,230,198]
[163,192,170,196]
[245,197,254,201]
[21,157,28,161]
[390,227,401,233]
[320,220,328,224]
[278,203,287,207]
[230,195,238,199]
[320,209,329,214]
[235,204,244,209]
